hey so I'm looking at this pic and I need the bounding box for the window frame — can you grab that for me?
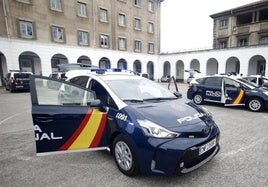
[148,43,154,54]
[99,8,108,22]
[78,30,89,46]
[51,25,65,43]
[134,40,142,52]
[134,18,141,30]
[219,19,228,29]
[118,37,126,50]
[148,22,154,34]
[118,13,126,27]
[19,20,35,39]
[134,0,141,7]
[100,34,109,48]
[77,1,87,17]
[50,0,62,11]
[148,1,154,12]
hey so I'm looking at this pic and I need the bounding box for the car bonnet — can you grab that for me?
[127,99,211,130]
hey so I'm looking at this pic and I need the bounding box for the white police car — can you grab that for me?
[29,70,220,176]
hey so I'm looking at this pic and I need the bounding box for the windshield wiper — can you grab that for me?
[122,98,144,103]
[143,97,177,101]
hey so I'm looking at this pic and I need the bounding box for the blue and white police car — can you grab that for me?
[30,70,220,176]
[187,75,268,112]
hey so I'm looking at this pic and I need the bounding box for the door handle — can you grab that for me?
[35,116,54,123]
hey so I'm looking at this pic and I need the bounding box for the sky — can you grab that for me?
[160,0,260,52]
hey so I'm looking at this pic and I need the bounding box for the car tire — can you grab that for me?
[112,134,139,176]
[247,97,263,112]
[193,93,203,105]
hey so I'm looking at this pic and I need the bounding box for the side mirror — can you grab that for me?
[90,99,107,112]
[174,91,182,98]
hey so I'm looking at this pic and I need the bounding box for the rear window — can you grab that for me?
[14,73,31,80]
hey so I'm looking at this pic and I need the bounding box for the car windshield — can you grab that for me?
[106,78,176,102]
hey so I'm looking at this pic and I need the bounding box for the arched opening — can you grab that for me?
[99,57,111,69]
[51,54,68,72]
[207,58,218,75]
[0,52,8,86]
[190,59,200,72]
[147,61,154,80]
[248,55,266,76]
[77,55,91,65]
[176,60,184,82]
[163,61,170,76]
[226,57,240,75]
[133,60,141,73]
[118,58,127,69]
[19,51,42,74]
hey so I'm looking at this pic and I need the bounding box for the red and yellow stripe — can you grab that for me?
[232,89,245,104]
[59,109,107,151]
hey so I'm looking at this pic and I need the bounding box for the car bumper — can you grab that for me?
[136,126,220,175]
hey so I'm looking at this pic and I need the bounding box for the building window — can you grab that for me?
[118,37,126,50]
[19,20,34,39]
[148,22,154,33]
[148,43,154,54]
[219,40,227,49]
[51,26,65,43]
[100,34,109,48]
[219,19,228,29]
[134,18,141,30]
[50,0,62,11]
[78,30,89,46]
[100,8,108,22]
[148,1,154,12]
[118,13,126,26]
[134,0,141,7]
[238,38,248,47]
[77,2,87,17]
[260,36,268,45]
[134,40,141,52]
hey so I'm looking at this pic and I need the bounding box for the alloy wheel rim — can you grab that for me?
[250,100,260,111]
[115,141,133,171]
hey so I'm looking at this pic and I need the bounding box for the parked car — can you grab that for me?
[242,75,268,88]
[29,70,220,176]
[5,70,33,92]
[187,75,268,112]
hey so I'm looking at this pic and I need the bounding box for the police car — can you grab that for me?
[187,75,268,112]
[29,70,220,176]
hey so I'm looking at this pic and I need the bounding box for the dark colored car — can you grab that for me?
[29,70,220,176]
[187,75,268,112]
[5,71,33,92]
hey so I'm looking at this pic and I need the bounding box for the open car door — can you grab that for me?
[30,75,108,155]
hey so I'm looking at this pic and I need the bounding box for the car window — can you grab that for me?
[14,73,31,80]
[69,76,89,88]
[106,78,176,101]
[224,78,240,88]
[203,77,222,87]
[34,77,95,106]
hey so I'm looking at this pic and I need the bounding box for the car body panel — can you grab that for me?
[187,75,268,111]
[29,72,220,175]
[5,71,32,92]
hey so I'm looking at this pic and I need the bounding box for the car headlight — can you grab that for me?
[264,91,268,96]
[137,119,179,138]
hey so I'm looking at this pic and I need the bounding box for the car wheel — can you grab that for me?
[112,134,138,176]
[247,97,263,112]
[193,94,203,105]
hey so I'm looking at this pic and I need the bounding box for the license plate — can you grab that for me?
[199,138,216,155]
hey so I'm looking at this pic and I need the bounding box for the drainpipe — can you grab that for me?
[2,0,10,38]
